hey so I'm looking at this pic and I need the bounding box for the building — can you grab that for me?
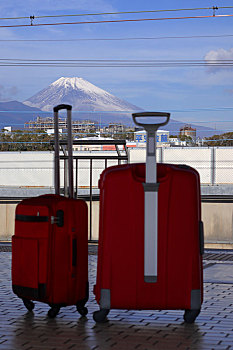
[24,116,98,135]
[179,125,196,139]
[24,117,137,140]
[103,123,135,140]
[169,137,187,147]
[46,128,62,135]
[25,116,60,131]
[134,130,170,147]
[3,126,12,133]
[103,123,126,135]
[73,135,115,151]
[102,141,137,150]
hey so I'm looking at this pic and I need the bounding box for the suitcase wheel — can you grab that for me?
[93,308,109,323]
[22,298,34,312]
[48,305,60,318]
[76,306,88,317]
[183,309,200,324]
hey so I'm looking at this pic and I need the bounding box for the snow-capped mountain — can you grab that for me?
[9,76,214,135]
[24,77,141,114]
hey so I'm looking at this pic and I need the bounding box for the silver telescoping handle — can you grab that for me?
[132,112,170,283]
[53,104,74,199]
[133,112,170,183]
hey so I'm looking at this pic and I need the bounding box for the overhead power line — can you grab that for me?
[0,14,233,28]
[0,6,231,21]
[1,33,233,42]
[1,109,233,115]
[0,58,232,68]
[4,129,233,135]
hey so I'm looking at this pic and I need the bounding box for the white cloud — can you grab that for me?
[204,48,233,72]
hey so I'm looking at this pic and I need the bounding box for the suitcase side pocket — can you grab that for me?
[12,236,47,299]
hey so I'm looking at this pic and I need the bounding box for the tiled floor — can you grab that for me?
[0,249,233,350]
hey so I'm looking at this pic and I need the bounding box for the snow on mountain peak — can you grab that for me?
[51,77,107,96]
[23,77,141,120]
[52,77,83,89]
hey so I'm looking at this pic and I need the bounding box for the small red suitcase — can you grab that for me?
[93,112,203,323]
[12,104,88,318]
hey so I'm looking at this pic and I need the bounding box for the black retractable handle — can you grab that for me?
[54,104,72,112]
[53,104,74,198]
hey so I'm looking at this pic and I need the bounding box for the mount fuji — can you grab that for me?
[22,77,217,136]
[0,77,217,136]
[23,77,141,125]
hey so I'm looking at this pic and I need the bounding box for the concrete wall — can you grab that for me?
[1,200,233,248]
[0,200,100,242]
[0,202,17,241]
[202,202,233,248]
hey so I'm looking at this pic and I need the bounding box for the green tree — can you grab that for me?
[112,130,135,141]
[179,135,193,142]
[203,132,233,146]
[0,129,54,151]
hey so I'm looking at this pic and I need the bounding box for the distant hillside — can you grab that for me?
[0,101,42,128]
[0,99,217,137]
[0,100,40,112]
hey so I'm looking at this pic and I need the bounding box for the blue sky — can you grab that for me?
[0,0,233,131]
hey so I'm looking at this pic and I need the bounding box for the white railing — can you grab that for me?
[0,147,232,188]
[0,147,233,243]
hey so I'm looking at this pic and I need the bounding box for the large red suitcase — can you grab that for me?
[12,105,88,318]
[93,113,203,323]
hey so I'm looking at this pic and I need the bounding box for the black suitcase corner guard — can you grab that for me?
[12,284,46,299]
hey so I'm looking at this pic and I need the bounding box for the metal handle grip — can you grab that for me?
[132,112,170,130]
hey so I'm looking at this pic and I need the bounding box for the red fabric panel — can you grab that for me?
[12,236,38,289]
